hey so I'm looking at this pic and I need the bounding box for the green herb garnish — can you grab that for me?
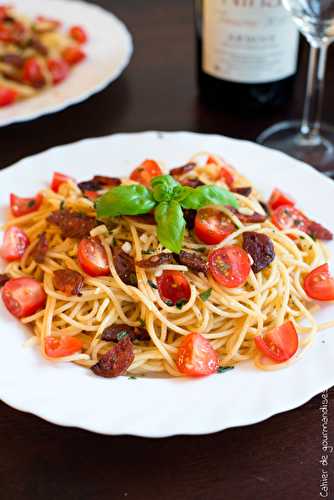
[164,299,174,307]
[199,288,212,302]
[128,375,137,380]
[139,319,145,327]
[116,331,129,341]
[96,175,237,253]
[217,366,234,374]
[148,279,158,289]
[176,299,187,310]
[59,200,65,210]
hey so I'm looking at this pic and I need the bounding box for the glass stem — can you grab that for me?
[300,41,328,144]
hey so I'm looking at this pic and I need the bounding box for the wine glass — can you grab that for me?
[257,1,334,172]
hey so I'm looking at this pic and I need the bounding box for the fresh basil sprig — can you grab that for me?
[96,174,238,253]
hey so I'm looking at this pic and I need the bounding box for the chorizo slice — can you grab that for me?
[231,186,252,197]
[53,269,84,296]
[228,206,267,224]
[306,220,333,241]
[91,336,135,378]
[102,324,150,342]
[113,247,138,286]
[77,180,101,192]
[47,209,96,239]
[137,252,174,268]
[179,178,204,188]
[183,209,197,230]
[92,176,121,187]
[31,232,48,263]
[243,231,275,273]
[0,274,10,288]
[175,250,208,275]
[169,162,196,177]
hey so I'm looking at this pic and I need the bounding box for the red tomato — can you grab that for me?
[10,193,43,217]
[35,15,62,30]
[69,25,88,44]
[209,246,251,288]
[254,321,298,363]
[194,207,235,245]
[207,155,235,187]
[157,270,191,306]
[63,46,86,65]
[22,58,45,88]
[271,205,309,234]
[0,6,10,21]
[51,172,72,192]
[268,188,295,212]
[78,238,110,277]
[47,58,69,84]
[0,87,18,107]
[176,332,219,376]
[129,160,163,187]
[1,227,29,262]
[45,335,83,358]
[83,190,99,201]
[303,264,334,301]
[2,277,46,318]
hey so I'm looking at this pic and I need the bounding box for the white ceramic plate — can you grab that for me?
[0,0,132,126]
[0,131,333,437]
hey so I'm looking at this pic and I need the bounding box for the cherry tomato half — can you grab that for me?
[209,246,251,288]
[69,25,88,44]
[10,193,43,217]
[254,321,298,363]
[0,87,18,107]
[22,58,45,88]
[206,156,235,187]
[129,159,162,187]
[62,46,86,65]
[157,270,191,306]
[51,172,72,192]
[176,332,219,376]
[78,238,110,277]
[271,205,309,234]
[303,264,334,301]
[1,226,29,262]
[194,207,235,245]
[45,335,83,358]
[268,188,295,212]
[47,58,69,84]
[2,277,46,318]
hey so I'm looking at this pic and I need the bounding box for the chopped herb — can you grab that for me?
[217,366,234,374]
[129,273,138,286]
[116,331,129,341]
[128,375,137,380]
[199,288,212,301]
[110,237,115,246]
[164,299,174,307]
[196,247,207,253]
[139,319,145,327]
[142,249,154,255]
[59,200,65,210]
[27,199,36,208]
[148,279,158,289]
[176,299,187,310]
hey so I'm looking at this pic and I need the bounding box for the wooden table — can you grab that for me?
[1,1,333,499]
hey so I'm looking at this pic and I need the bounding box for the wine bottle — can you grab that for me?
[194,0,300,111]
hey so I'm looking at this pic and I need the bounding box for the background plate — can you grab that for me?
[0,0,133,126]
[0,131,333,437]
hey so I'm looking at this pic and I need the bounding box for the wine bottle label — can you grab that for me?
[202,0,299,84]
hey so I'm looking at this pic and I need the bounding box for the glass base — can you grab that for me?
[257,120,334,172]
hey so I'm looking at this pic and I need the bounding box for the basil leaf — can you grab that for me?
[151,175,179,202]
[155,200,185,254]
[181,185,238,210]
[199,288,212,302]
[96,185,156,217]
[172,185,194,203]
[217,366,234,374]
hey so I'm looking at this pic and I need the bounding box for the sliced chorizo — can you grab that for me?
[113,247,138,286]
[169,162,196,177]
[0,273,10,288]
[47,209,96,239]
[175,250,208,275]
[91,336,135,378]
[183,209,197,230]
[137,252,174,268]
[228,206,267,223]
[231,186,252,197]
[306,220,333,241]
[92,176,121,187]
[53,269,84,296]
[102,324,150,342]
[31,232,48,263]
[243,231,275,273]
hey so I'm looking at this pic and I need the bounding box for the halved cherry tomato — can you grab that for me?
[69,25,88,44]
[1,226,29,262]
[51,172,72,192]
[268,188,295,212]
[176,332,219,376]
[209,246,251,288]
[2,277,46,318]
[34,15,62,31]
[207,156,235,187]
[271,205,309,234]
[10,193,43,217]
[22,58,45,88]
[62,46,86,65]
[194,207,235,245]
[254,321,298,363]
[157,270,191,306]
[47,58,69,84]
[0,87,18,107]
[303,264,334,301]
[45,335,83,358]
[129,160,162,187]
[0,6,11,21]
[78,238,110,277]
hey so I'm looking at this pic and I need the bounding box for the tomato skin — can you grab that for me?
[176,332,219,377]
[0,87,18,107]
[209,246,251,288]
[268,189,295,212]
[206,156,235,187]
[69,25,88,44]
[303,264,334,301]
[129,160,163,187]
[157,270,191,305]
[51,172,72,192]
[10,193,43,217]
[271,205,309,234]
[78,238,110,277]
[47,58,69,84]
[22,58,45,88]
[2,277,46,318]
[194,207,235,245]
[83,190,99,201]
[1,227,29,262]
[63,46,86,65]
[254,321,298,363]
[45,335,83,358]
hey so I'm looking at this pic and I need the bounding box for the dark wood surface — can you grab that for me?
[0,1,333,499]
